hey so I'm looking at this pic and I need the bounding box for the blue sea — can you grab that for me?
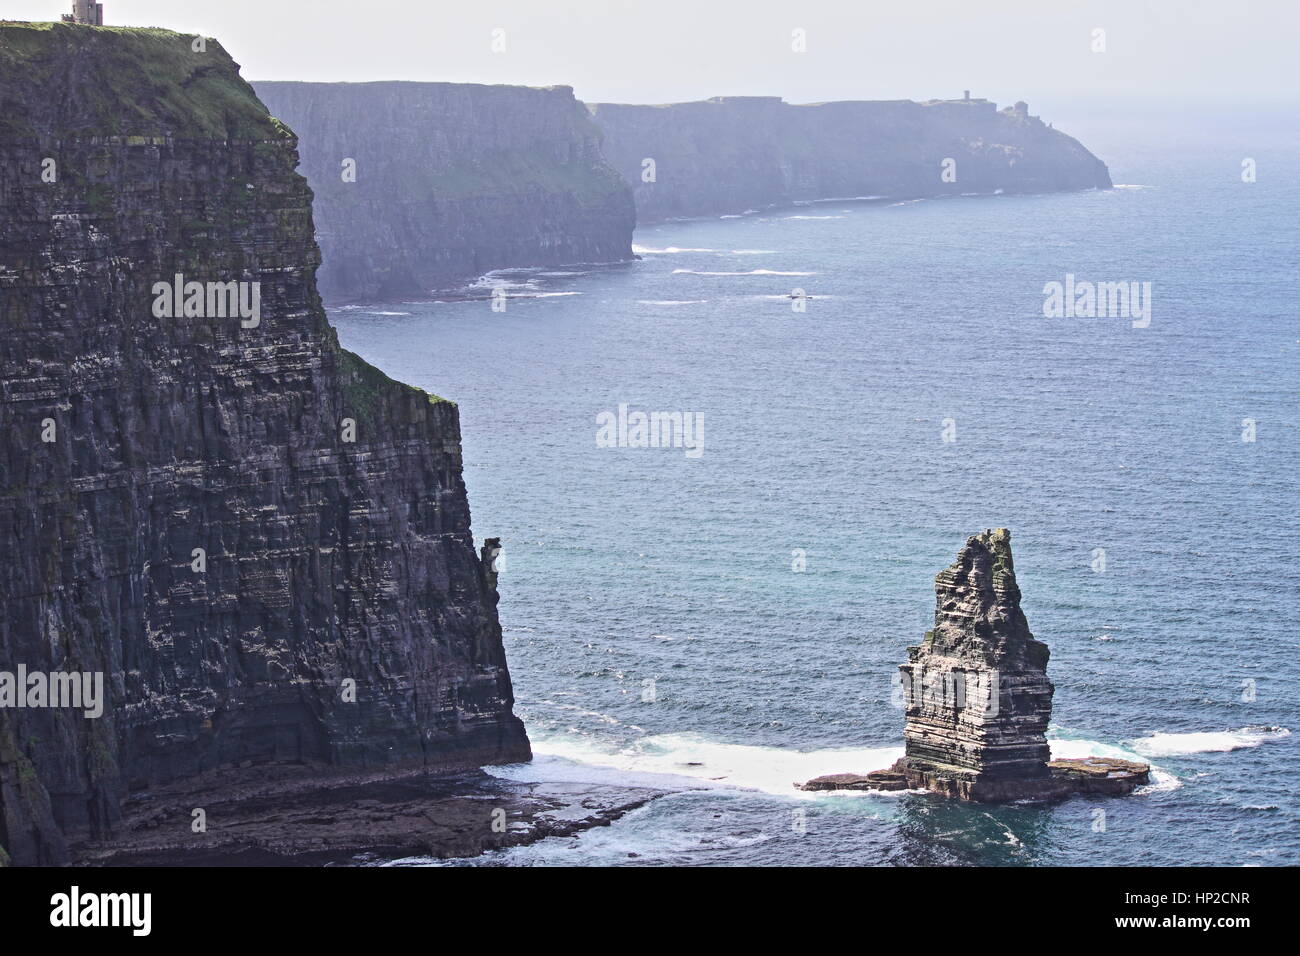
[330,105,1299,866]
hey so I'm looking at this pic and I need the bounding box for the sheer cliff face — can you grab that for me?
[0,23,528,866]
[589,96,1113,222]
[899,530,1054,795]
[254,81,636,303]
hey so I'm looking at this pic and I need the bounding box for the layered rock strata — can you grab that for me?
[0,22,529,867]
[799,530,1148,801]
[589,96,1112,222]
[72,762,666,866]
[254,80,636,303]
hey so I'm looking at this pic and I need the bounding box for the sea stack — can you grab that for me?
[897,528,1057,799]
[800,530,1149,800]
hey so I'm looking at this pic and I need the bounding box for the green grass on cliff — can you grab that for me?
[335,344,449,438]
[0,21,283,140]
[339,346,445,402]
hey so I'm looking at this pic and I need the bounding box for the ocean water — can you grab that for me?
[330,107,1299,866]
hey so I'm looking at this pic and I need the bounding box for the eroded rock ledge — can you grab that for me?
[71,763,663,866]
[799,530,1149,802]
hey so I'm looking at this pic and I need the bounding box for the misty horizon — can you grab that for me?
[4,0,1298,111]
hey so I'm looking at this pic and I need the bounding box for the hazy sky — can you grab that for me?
[7,0,1297,108]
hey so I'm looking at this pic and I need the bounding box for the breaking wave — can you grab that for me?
[1124,726,1290,757]
[513,732,902,799]
[1047,736,1180,793]
[672,268,816,276]
[632,245,719,254]
[495,731,1191,799]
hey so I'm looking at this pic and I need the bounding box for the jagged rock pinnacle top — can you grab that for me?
[916,527,1050,671]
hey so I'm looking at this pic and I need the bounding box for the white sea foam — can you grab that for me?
[672,268,816,276]
[494,731,1190,802]
[631,245,719,254]
[630,245,776,256]
[982,812,1024,847]
[513,732,903,799]
[1124,726,1290,757]
[486,752,703,792]
[783,215,844,220]
[468,275,537,291]
[798,194,885,203]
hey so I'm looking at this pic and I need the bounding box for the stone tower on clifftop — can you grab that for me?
[62,1,104,26]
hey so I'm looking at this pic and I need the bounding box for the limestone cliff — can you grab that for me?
[0,22,529,866]
[254,80,636,303]
[589,96,1112,221]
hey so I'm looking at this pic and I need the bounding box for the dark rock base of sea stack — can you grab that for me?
[799,756,1149,801]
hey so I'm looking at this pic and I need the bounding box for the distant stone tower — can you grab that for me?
[62,1,104,25]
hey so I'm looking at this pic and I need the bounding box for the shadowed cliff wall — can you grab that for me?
[0,23,529,866]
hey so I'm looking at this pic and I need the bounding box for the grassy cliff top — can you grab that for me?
[0,21,284,140]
